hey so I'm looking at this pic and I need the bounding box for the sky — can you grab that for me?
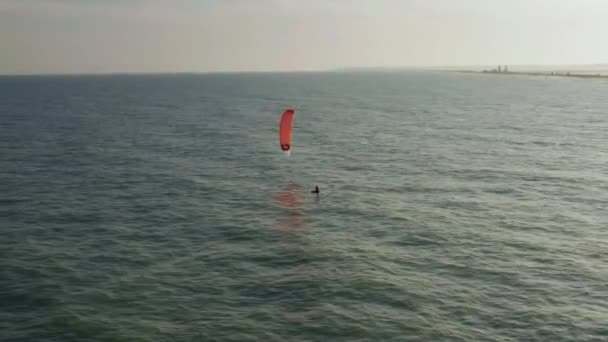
[1,0,607,74]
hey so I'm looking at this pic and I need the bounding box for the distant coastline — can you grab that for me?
[2,65,608,78]
[449,68,608,79]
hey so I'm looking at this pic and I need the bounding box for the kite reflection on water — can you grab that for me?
[273,182,305,231]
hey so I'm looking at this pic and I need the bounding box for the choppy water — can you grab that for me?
[1,72,607,341]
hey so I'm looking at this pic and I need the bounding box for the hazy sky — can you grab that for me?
[1,0,607,74]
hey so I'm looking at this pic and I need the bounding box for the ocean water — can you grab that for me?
[1,72,607,341]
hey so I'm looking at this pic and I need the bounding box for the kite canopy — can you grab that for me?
[279,109,295,156]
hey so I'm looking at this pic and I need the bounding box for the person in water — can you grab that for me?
[311,186,320,194]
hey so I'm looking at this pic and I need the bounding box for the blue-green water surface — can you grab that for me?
[1,72,607,341]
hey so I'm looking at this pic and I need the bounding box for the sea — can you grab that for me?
[1,71,607,341]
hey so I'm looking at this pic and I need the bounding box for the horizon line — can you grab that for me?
[2,63,608,77]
